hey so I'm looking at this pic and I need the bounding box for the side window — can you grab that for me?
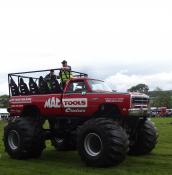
[66,81,87,93]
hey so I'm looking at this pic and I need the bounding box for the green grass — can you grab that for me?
[0,118,172,175]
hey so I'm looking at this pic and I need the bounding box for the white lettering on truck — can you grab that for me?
[65,108,86,113]
[62,98,87,108]
[44,97,61,108]
[44,97,87,109]
[10,97,32,104]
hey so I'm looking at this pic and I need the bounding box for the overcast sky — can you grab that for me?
[0,0,172,94]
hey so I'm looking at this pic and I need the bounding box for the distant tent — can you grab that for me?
[0,108,9,120]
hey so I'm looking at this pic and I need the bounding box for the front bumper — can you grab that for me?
[129,108,149,117]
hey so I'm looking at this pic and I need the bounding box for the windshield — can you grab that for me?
[88,80,112,92]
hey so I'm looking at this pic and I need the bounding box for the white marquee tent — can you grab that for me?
[0,108,9,120]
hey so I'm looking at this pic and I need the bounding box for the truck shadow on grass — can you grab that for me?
[40,149,84,167]
[39,149,164,169]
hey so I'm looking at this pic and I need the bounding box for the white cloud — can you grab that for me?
[0,82,8,95]
[105,72,172,92]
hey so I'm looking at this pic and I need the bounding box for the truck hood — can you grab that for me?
[129,92,149,99]
[91,91,149,99]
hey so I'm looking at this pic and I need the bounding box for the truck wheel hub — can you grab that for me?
[8,130,20,150]
[84,133,102,157]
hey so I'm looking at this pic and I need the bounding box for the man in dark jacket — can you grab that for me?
[45,69,56,80]
[45,69,56,88]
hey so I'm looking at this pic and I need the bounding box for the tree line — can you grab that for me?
[0,95,9,108]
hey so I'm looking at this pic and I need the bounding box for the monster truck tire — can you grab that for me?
[4,117,45,159]
[129,120,158,155]
[51,136,76,151]
[77,118,129,167]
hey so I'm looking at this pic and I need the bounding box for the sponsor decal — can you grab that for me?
[105,98,124,103]
[10,109,21,113]
[65,108,86,113]
[44,97,61,108]
[44,97,87,109]
[11,104,23,108]
[10,97,32,104]
[62,98,87,108]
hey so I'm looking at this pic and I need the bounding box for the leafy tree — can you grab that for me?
[151,87,172,108]
[0,95,9,108]
[128,84,149,94]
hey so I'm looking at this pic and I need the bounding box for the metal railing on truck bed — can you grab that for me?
[8,68,88,97]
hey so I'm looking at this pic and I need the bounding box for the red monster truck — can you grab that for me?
[4,68,158,167]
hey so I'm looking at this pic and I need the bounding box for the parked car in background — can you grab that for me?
[166,109,172,117]
[150,107,172,117]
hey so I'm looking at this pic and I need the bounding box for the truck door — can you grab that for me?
[62,80,90,116]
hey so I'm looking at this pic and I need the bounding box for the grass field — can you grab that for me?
[0,118,172,175]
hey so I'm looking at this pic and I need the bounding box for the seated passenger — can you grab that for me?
[49,76,62,93]
[45,70,57,89]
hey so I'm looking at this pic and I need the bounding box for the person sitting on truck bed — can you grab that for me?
[45,70,57,89]
[59,60,72,88]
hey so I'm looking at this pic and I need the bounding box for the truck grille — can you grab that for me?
[132,97,149,105]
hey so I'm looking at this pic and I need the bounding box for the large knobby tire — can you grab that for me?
[77,118,129,167]
[129,120,158,155]
[3,117,45,159]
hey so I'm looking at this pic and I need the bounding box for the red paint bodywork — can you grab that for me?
[9,78,131,118]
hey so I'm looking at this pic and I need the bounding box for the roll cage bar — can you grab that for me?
[8,68,88,96]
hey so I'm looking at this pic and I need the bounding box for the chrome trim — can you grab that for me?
[84,133,102,157]
[129,108,149,117]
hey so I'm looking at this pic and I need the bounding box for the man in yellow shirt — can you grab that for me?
[60,60,72,88]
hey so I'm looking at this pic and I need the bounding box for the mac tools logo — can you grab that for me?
[62,98,87,108]
[44,98,87,109]
[44,97,61,108]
